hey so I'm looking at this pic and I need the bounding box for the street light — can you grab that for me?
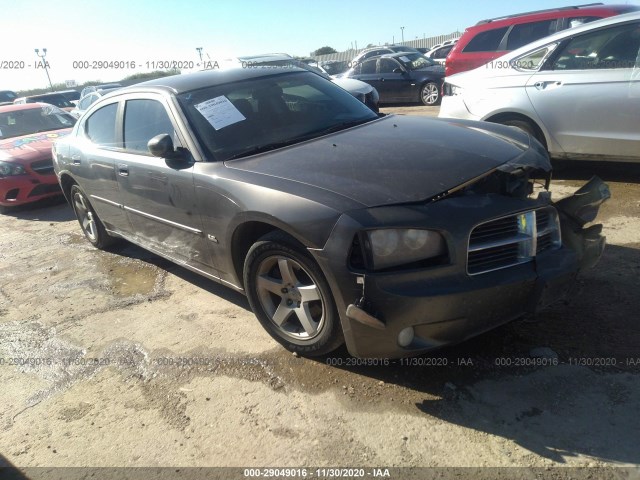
[196,47,203,62]
[34,48,53,91]
[400,26,405,44]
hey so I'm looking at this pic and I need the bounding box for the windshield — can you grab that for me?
[178,71,378,161]
[0,105,76,139]
[396,52,437,70]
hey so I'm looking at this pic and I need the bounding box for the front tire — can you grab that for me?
[243,231,343,356]
[70,185,115,249]
[420,82,440,106]
[498,117,547,149]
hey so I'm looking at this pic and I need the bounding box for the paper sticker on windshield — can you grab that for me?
[194,95,246,130]
[399,56,410,62]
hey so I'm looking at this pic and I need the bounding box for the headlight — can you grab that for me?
[0,161,26,177]
[364,228,447,271]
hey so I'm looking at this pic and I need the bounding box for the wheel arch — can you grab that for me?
[484,111,549,150]
[58,173,78,204]
[230,220,309,289]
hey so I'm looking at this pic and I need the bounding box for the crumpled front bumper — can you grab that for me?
[312,177,610,359]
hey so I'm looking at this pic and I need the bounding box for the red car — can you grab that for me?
[0,103,76,212]
[445,3,639,76]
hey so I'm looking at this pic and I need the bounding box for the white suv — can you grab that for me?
[439,12,640,162]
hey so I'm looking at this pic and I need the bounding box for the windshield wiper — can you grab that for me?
[227,141,300,160]
[316,118,373,136]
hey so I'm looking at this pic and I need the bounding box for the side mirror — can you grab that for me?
[148,133,175,158]
[393,67,405,74]
[147,133,192,169]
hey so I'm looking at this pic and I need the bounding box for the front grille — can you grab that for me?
[31,159,54,175]
[468,207,561,275]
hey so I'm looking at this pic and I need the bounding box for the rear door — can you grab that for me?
[525,21,640,159]
[71,100,131,233]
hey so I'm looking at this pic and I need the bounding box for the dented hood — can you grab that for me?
[227,115,550,207]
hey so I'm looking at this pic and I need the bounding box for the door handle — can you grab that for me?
[534,81,562,90]
[71,155,81,165]
[117,164,129,177]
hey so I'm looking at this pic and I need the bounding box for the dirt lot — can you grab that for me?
[1,105,639,477]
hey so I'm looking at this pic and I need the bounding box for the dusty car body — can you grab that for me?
[0,103,75,211]
[53,67,608,358]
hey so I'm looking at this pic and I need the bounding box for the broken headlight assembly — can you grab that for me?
[359,228,448,271]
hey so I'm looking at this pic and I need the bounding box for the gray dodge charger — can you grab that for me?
[53,67,609,358]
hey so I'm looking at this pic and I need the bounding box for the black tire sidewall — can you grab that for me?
[243,235,342,356]
[70,185,113,249]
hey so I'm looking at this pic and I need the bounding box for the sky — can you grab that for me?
[2,0,640,91]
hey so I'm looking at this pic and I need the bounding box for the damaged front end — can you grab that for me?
[330,148,610,358]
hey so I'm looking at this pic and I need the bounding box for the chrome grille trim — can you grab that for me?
[467,206,561,275]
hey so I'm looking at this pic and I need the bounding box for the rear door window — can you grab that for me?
[463,27,509,52]
[506,20,558,50]
[85,103,118,147]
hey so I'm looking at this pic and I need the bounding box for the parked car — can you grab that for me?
[319,60,350,76]
[0,103,75,212]
[342,52,445,105]
[53,67,607,358]
[80,83,123,98]
[237,54,380,112]
[425,38,459,65]
[13,93,75,112]
[440,12,640,163]
[0,90,18,106]
[445,3,639,76]
[70,88,121,118]
[340,45,423,74]
[57,89,81,104]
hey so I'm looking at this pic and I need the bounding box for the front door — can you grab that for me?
[113,96,213,269]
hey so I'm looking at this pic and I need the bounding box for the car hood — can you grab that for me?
[0,129,71,162]
[331,77,373,95]
[226,115,549,208]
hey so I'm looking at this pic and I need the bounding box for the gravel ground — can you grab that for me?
[1,105,638,478]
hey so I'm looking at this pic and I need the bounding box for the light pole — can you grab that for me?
[196,47,203,62]
[400,27,405,44]
[34,48,53,91]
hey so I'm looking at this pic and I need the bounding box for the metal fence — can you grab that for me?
[309,31,462,63]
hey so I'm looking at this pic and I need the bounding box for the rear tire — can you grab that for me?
[243,231,343,356]
[70,185,115,249]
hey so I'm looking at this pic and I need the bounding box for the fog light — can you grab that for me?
[398,327,414,347]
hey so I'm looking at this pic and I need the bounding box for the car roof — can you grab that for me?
[470,3,638,29]
[0,102,50,113]
[502,10,640,57]
[115,67,308,95]
[25,92,67,99]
